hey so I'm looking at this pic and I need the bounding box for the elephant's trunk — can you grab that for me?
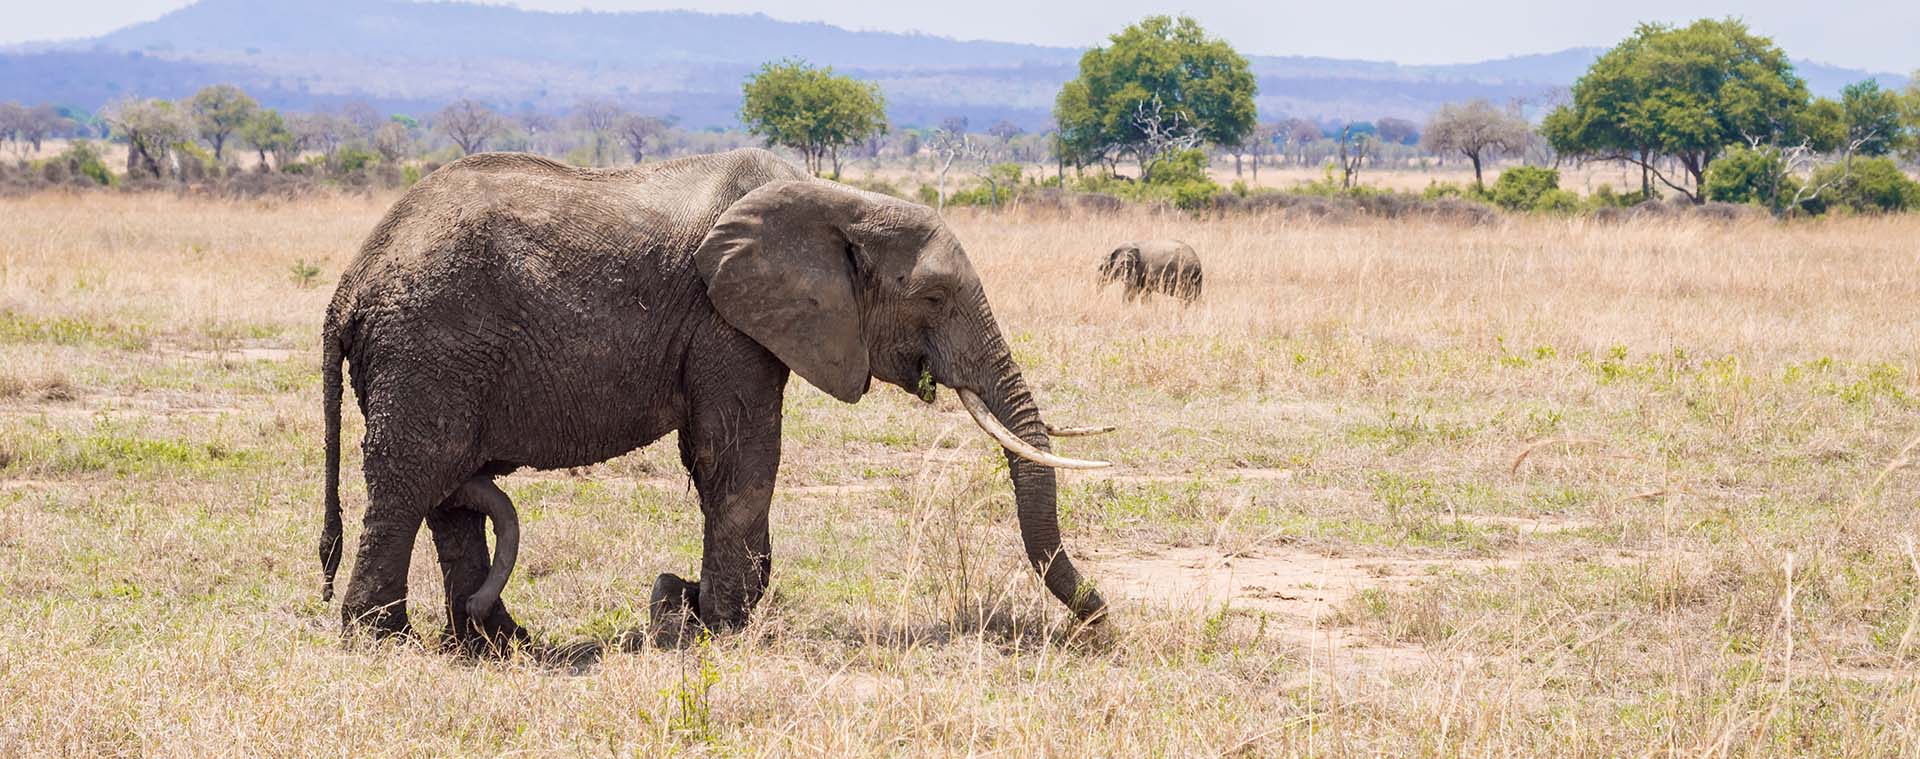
[965,345,1109,624]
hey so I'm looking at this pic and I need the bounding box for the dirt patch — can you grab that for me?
[1089,545,1544,671]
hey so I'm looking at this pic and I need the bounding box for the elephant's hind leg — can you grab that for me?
[427,483,528,655]
[340,382,482,639]
[339,490,426,638]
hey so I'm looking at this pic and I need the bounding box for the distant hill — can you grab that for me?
[2,0,1906,129]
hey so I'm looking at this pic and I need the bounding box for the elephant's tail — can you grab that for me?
[319,328,345,602]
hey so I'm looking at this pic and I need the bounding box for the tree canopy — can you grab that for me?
[739,58,887,178]
[1421,100,1531,190]
[1837,80,1905,158]
[1541,19,1811,203]
[1052,15,1256,173]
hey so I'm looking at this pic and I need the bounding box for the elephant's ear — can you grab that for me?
[694,180,871,403]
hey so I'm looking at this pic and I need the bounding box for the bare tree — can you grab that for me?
[1336,123,1377,188]
[1283,119,1321,166]
[338,100,383,142]
[372,121,412,163]
[435,99,506,156]
[571,99,624,165]
[290,113,349,160]
[516,110,555,154]
[929,128,989,210]
[1130,95,1202,181]
[1421,99,1532,189]
[618,114,666,164]
[0,103,19,156]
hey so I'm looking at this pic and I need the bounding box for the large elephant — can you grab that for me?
[319,149,1111,649]
[1097,240,1203,303]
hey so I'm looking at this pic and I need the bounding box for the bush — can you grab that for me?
[1488,166,1560,211]
[54,140,114,186]
[1422,181,1467,200]
[1704,146,1797,209]
[1533,189,1584,214]
[1802,157,1920,214]
[331,145,381,175]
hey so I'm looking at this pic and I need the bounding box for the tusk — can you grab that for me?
[957,388,1111,470]
[1046,424,1116,437]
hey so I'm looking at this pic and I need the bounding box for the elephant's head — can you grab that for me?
[1097,243,1141,288]
[693,179,1110,623]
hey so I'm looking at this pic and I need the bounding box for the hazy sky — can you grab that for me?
[7,0,1915,73]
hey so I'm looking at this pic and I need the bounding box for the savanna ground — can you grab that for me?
[3,189,1920,756]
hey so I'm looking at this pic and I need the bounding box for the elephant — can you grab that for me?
[318,148,1114,650]
[1097,240,1203,303]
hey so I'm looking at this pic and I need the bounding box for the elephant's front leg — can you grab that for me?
[426,502,527,654]
[653,350,785,645]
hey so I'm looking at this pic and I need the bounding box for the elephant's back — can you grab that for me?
[331,149,806,331]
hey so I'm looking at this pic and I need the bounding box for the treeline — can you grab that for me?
[3,15,1916,218]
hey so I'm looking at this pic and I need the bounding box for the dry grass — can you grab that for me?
[4,190,1920,755]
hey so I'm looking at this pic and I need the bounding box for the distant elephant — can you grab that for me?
[319,148,1113,650]
[1097,240,1203,303]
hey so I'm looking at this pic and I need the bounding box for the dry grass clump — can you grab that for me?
[2,192,1920,755]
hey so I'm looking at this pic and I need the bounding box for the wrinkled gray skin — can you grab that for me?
[1097,240,1203,303]
[320,149,1107,651]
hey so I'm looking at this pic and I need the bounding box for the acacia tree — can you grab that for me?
[1375,117,1419,146]
[1052,15,1256,176]
[1421,100,1531,190]
[435,99,506,156]
[0,103,66,157]
[188,85,257,161]
[239,108,295,170]
[739,58,888,178]
[103,98,189,178]
[1541,19,1811,203]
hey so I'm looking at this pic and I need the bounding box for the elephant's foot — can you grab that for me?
[647,573,705,649]
[443,598,530,658]
[341,598,414,641]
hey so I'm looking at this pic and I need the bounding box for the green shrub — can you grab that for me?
[1704,145,1797,209]
[56,140,113,186]
[332,145,381,175]
[1422,181,1466,200]
[1802,157,1920,214]
[1488,166,1560,211]
[1534,189,1584,213]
